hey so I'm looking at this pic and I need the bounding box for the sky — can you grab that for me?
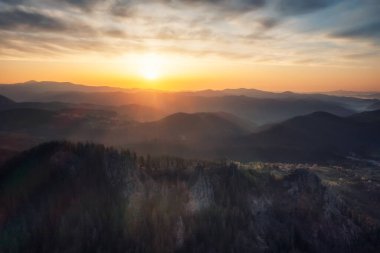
[0,0,379,91]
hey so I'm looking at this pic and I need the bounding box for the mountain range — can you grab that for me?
[2,81,378,125]
[0,81,379,163]
[0,89,379,162]
[225,110,380,162]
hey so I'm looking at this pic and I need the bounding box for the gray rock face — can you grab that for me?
[188,172,214,212]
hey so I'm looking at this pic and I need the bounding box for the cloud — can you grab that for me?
[0,0,25,3]
[0,0,104,11]
[181,0,266,9]
[344,51,380,60]
[0,0,378,67]
[257,17,279,29]
[61,0,103,10]
[332,21,380,41]
[276,0,341,15]
[0,9,66,31]
[110,0,267,17]
[327,1,380,44]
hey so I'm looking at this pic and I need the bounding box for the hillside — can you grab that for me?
[120,112,256,158]
[0,94,14,105]
[0,108,119,131]
[0,142,379,253]
[0,108,56,129]
[116,104,165,122]
[187,89,376,111]
[0,99,164,123]
[368,101,380,111]
[228,110,380,162]
[349,110,380,123]
[212,111,257,131]
[0,81,126,101]
[142,112,253,141]
[0,109,255,158]
[0,109,250,141]
[0,107,380,162]
[323,90,380,100]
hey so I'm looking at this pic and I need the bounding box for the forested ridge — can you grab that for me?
[0,142,379,253]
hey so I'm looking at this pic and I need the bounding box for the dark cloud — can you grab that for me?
[0,9,66,31]
[108,0,343,22]
[111,0,266,17]
[62,0,103,10]
[180,0,266,8]
[0,0,25,3]
[344,51,380,60]
[257,17,279,29]
[332,21,380,42]
[277,0,340,15]
[0,0,103,11]
[111,0,136,17]
[326,1,380,44]
[103,28,127,38]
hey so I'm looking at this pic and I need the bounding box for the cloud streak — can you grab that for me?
[333,21,380,40]
[276,0,341,15]
[0,0,378,67]
[0,8,66,31]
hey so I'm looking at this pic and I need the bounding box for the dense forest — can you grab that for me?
[0,142,379,253]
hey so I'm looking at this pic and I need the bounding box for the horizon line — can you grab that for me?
[1,80,380,94]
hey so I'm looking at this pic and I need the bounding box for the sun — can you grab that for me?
[139,53,162,81]
[141,66,159,80]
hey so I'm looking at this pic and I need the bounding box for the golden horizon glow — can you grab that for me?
[138,54,162,81]
[1,53,379,92]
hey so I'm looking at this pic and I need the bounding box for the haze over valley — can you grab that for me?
[0,81,379,163]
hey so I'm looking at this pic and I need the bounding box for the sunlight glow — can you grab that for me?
[139,53,162,80]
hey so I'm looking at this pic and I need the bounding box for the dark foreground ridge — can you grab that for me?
[0,142,379,253]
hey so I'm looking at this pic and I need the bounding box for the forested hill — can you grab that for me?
[0,94,14,105]
[0,142,379,253]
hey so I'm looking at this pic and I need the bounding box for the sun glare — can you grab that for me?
[142,66,159,80]
[139,53,162,80]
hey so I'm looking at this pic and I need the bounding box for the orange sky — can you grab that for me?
[1,57,379,92]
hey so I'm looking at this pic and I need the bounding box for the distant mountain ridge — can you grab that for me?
[226,110,380,162]
[0,94,14,105]
[322,90,380,99]
[0,80,377,111]
[368,101,380,111]
[139,112,254,141]
[0,109,253,151]
[0,80,129,101]
[1,81,366,125]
